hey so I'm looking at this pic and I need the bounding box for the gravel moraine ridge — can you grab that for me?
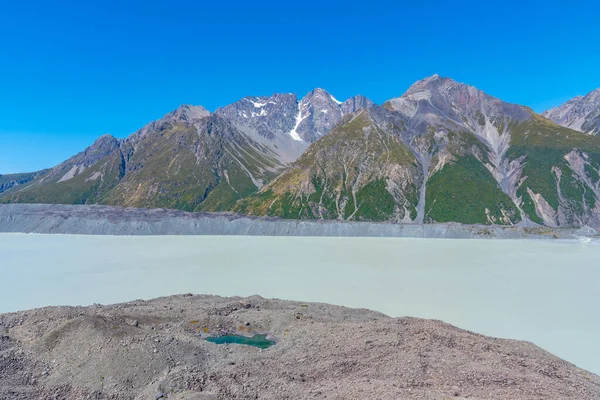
[1,204,599,240]
[1,294,599,400]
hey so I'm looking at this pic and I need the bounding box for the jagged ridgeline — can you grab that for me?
[2,76,600,227]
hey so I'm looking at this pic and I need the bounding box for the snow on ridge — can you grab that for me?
[244,98,268,108]
[330,94,342,105]
[252,101,267,108]
[289,110,307,142]
[250,109,268,117]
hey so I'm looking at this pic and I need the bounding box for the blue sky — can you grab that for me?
[1,0,599,174]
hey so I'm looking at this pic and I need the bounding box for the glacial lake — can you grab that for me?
[0,233,599,374]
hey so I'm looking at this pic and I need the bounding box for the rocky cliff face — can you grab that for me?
[294,88,374,143]
[214,89,373,162]
[543,88,600,135]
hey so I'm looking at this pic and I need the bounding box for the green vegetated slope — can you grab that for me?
[395,117,523,225]
[425,157,519,224]
[1,114,283,212]
[1,135,125,205]
[7,154,124,205]
[507,114,600,226]
[104,117,281,212]
[236,110,421,221]
[423,116,600,226]
[0,170,49,195]
[424,136,520,225]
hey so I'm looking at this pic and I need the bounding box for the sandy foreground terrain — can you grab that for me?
[1,295,598,400]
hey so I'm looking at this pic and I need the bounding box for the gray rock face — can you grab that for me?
[213,89,373,164]
[129,104,212,142]
[543,88,600,135]
[164,104,211,123]
[1,294,598,400]
[70,134,122,167]
[295,89,374,143]
[295,88,344,143]
[214,93,308,163]
[216,89,374,144]
[388,74,530,125]
[340,94,374,115]
[216,93,299,140]
[386,74,531,144]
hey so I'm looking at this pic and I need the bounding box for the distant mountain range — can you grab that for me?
[2,76,600,227]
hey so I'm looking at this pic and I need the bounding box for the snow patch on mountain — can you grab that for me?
[289,110,307,142]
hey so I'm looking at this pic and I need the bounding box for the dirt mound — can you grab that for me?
[1,295,598,399]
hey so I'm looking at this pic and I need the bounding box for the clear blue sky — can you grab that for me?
[1,0,599,174]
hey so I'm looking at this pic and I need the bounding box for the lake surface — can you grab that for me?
[0,233,599,374]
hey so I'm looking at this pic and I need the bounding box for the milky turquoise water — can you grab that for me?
[0,233,598,374]
[205,334,275,349]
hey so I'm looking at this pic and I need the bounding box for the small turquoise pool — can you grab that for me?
[205,334,275,349]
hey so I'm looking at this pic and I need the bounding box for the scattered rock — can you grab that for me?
[0,294,598,400]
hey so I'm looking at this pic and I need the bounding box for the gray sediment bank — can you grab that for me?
[1,204,597,239]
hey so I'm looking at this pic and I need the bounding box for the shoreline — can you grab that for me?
[2,203,598,240]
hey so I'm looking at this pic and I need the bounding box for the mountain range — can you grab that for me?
[2,76,600,228]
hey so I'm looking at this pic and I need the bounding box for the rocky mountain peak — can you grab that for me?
[405,75,479,99]
[409,73,442,87]
[587,88,600,99]
[94,133,118,144]
[167,105,211,123]
[87,134,120,156]
[341,95,374,115]
[215,90,373,145]
[302,88,342,104]
[387,75,529,125]
[293,89,374,143]
[128,105,211,142]
[543,88,600,135]
[215,93,299,140]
